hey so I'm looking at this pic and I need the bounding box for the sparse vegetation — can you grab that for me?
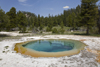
[0,58,2,61]
[2,51,5,53]
[4,46,9,49]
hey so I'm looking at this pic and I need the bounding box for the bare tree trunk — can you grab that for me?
[86,25,89,35]
[97,18,100,34]
[98,25,100,34]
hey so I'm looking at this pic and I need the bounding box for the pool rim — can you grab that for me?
[14,39,87,57]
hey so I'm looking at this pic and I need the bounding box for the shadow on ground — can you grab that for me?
[0,34,10,37]
[74,33,89,36]
[74,33,100,37]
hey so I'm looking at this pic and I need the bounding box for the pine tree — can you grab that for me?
[29,17,35,31]
[68,14,72,27]
[60,21,64,29]
[17,11,27,33]
[0,8,5,30]
[6,7,17,30]
[34,16,38,27]
[37,14,40,27]
[72,12,76,30]
[0,8,10,31]
[81,0,99,34]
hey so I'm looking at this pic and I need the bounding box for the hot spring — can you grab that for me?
[14,39,86,57]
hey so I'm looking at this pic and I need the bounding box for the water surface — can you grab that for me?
[14,39,86,57]
[23,40,75,52]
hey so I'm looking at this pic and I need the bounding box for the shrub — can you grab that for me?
[52,28,58,33]
[40,31,42,33]
[60,29,65,34]
[5,46,9,49]
[46,27,51,32]
[90,27,99,34]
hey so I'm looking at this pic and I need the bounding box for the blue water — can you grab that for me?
[22,40,75,52]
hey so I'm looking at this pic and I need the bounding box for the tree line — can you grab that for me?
[0,0,100,34]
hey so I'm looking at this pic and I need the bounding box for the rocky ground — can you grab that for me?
[0,35,100,67]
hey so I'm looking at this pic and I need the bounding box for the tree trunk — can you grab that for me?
[98,26,100,34]
[86,25,89,35]
[97,18,100,34]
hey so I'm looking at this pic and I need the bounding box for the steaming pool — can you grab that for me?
[14,39,86,57]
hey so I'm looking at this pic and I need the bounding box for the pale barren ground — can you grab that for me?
[0,32,100,67]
